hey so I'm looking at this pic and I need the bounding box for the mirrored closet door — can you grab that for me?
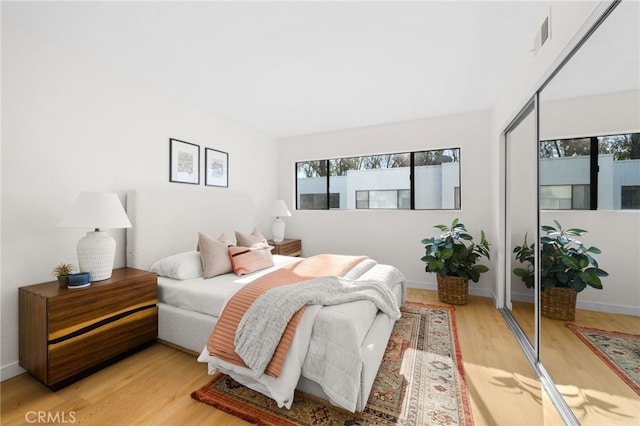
[503,0,640,423]
[505,101,538,348]
[538,0,640,421]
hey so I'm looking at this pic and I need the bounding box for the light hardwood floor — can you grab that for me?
[1,289,637,425]
[511,300,640,425]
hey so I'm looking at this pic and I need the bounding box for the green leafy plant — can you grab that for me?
[52,263,75,277]
[420,218,491,282]
[512,220,608,292]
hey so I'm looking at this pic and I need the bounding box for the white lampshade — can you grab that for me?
[58,192,132,229]
[270,200,291,218]
[270,200,291,243]
[58,192,132,281]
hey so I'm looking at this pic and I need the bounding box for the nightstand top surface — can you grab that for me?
[267,238,300,245]
[20,267,156,297]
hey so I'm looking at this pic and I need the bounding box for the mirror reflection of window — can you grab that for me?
[539,133,640,210]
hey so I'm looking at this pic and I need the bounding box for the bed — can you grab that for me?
[125,189,406,412]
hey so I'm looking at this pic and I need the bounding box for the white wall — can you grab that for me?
[1,24,277,380]
[540,90,640,140]
[277,110,495,294]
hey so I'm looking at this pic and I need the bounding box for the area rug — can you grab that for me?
[567,323,640,395]
[191,302,473,425]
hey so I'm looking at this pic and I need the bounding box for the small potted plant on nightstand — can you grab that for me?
[420,218,491,305]
[512,220,608,320]
[52,263,75,288]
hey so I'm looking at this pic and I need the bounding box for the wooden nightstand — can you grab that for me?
[19,267,158,389]
[268,239,302,257]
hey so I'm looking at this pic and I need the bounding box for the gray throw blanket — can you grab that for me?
[233,275,401,376]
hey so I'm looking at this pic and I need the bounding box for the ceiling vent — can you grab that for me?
[540,15,550,46]
[530,10,551,54]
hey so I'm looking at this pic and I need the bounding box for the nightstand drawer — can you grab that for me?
[48,280,156,340]
[48,307,158,385]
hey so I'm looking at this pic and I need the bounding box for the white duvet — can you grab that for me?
[197,261,405,412]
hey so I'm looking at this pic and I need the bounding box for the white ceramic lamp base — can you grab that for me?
[272,218,285,243]
[77,230,116,281]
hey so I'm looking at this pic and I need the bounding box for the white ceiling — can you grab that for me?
[3,1,549,138]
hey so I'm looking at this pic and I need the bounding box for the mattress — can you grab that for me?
[158,254,301,317]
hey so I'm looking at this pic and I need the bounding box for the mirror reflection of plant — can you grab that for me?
[513,220,608,292]
[421,218,491,283]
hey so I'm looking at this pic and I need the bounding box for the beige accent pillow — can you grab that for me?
[198,232,233,279]
[235,228,267,248]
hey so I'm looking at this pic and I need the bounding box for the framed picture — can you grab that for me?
[205,148,229,187]
[170,138,200,184]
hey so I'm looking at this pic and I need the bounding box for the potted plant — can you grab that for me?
[421,218,491,305]
[512,220,608,320]
[52,263,75,288]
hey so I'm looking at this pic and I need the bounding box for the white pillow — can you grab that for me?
[150,251,203,280]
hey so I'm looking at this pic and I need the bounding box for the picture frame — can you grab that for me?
[205,148,229,187]
[170,138,200,184]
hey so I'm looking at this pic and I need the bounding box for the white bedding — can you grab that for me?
[301,263,405,410]
[158,255,301,317]
[197,262,405,412]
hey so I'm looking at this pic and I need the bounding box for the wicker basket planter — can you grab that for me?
[436,275,469,305]
[541,287,577,321]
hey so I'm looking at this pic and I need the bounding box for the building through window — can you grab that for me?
[296,148,460,210]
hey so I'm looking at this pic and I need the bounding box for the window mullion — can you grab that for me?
[326,159,330,209]
[590,137,598,210]
[410,152,415,210]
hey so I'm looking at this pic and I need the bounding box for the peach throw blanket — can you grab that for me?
[206,254,367,378]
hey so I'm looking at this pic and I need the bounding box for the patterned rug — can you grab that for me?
[567,323,640,395]
[191,302,472,425]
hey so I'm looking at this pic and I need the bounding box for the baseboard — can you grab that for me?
[576,300,639,316]
[511,292,535,303]
[510,291,639,316]
[405,280,497,305]
[405,280,436,291]
[1,361,26,382]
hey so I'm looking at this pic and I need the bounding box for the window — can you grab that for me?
[299,193,340,209]
[540,133,640,210]
[296,148,460,210]
[622,186,640,209]
[540,185,589,209]
[356,189,410,209]
[414,149,460,209]
[454,187,461,209]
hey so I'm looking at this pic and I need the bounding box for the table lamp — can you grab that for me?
[58,192,132,281]
[270,200,291,243]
